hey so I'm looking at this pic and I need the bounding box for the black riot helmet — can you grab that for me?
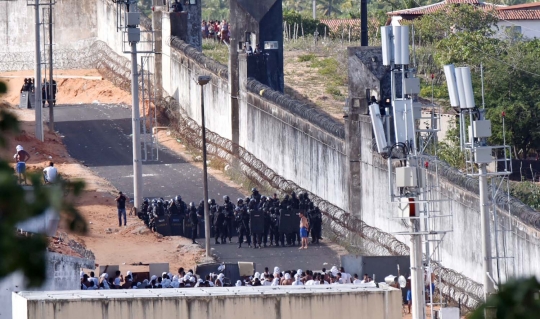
[209,199,216,205]
[189,202,196,208]
[237,198,244,205]
[223,195,230,202]
[143,198,149,204]
[175,195,182,202]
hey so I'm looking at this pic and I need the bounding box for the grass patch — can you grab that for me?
[298,53,316,62]
[325,86,342,98]
[202,39,229,65]
[310,57,347,87]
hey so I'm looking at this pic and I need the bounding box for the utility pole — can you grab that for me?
[34,0,43,141]
[126,4,143,213]
[48,0,54,131]
[361,0,368,46]
[411,223,426,319]
[313,0,316,19]
[198,75,211,258]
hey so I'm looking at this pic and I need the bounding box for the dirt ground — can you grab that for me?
[0,89,206,273]
[283,50,347,121]
[0,69,132,106]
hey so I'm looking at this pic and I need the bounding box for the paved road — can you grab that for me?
[54,104,340,271]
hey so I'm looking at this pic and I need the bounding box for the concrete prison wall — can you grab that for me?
[162,39,349,210]
[0,0,153,71]
[13,286,402,319]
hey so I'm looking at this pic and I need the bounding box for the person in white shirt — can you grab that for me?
[340,267,351,283]
[43,161,57,183]
[89,271,99,287]
[292,274,304,286]
[353,274,362,284]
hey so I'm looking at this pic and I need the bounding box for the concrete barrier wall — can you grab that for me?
[238,78,348,209]
[356,115,540,284]
[0,0,98,54]
[13,286,402,319]
[168,40,232,140]
[0,253,94,319]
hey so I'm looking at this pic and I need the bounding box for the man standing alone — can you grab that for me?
[116,191,128,227]
[13,145,31,185]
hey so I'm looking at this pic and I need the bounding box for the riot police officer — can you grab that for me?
[188,202,199,244]
[280,195,290,209]
[168,198,180,216]
[197,200,205,216]
[139,198,149,220]
[291,192,300,209]
[153,199,165,217]
[251,187,261,203]
[262,208,271,247]
[148,199,158,231]
[209,199,217,238]
[269,208,280,246]
[236,208,251,248]
[223,196,235,243]
[214,206,226,244]
[310,205,323,244]
[175,195,187,216]
[277,209,286,246]
[250,209,263,249]
[248,197,259,210]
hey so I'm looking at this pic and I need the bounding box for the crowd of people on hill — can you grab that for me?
[137,188,324,250]
[201,19,230,43]
[80,266,375,290]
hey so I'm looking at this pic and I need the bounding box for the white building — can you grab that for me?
[387,0,540,39]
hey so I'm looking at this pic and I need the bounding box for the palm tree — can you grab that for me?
[318,0,345,17]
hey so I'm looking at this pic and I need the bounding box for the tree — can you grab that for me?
[283,9,330,36]
[0,81,87,287]
[317,0,344,17]
[408,4,499,45]
[469,277,540,319]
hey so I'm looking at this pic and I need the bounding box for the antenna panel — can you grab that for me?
[443,64,460,107]
[369,103,388,153]
[381,26,393,66]
[393,26,403,65]
[392,99,415,144]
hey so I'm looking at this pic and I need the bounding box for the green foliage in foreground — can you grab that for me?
[470,277,540,319]
[0,81,87,287]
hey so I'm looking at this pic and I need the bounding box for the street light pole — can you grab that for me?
[198,75,211,258]
[34,0,43,141]
[48,0,54,132]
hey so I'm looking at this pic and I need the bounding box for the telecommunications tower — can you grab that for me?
[374,26,453,319]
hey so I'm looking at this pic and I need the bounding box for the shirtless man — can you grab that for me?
[13,145,31,184]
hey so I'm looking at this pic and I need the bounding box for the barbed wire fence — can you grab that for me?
[60,39,486,312]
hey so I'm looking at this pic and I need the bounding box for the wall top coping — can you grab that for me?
[17,284,396,300]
